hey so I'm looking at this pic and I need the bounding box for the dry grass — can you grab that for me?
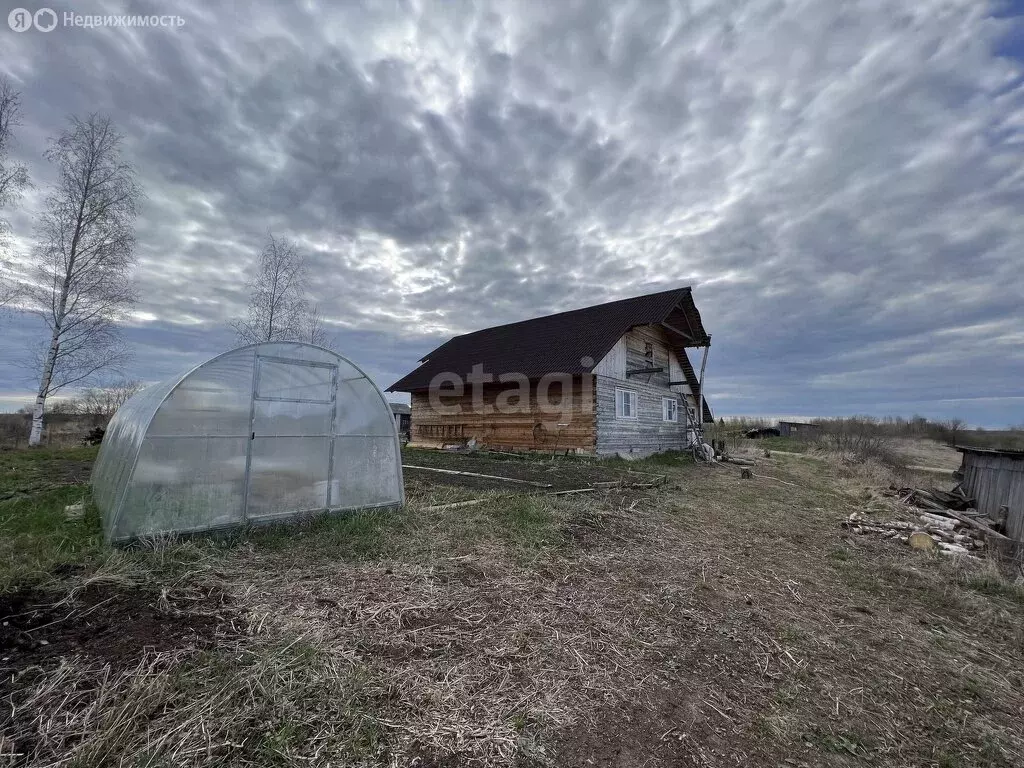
[887,437,964,471]
[3,445,1024,766]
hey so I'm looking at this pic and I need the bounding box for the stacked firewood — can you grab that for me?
[842,484,1009,556]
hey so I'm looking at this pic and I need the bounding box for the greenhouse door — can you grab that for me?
[244,355,338,522]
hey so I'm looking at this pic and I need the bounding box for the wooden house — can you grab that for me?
[387,287,713,456]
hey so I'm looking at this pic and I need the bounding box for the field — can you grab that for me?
[2,443,1024,767]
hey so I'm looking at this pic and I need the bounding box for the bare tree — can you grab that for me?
[305,303,336,349]
[0,76,31,311]
[76,377,144,422]
[943,418,966,446]
[26,114,142,446]
[233,231,321,345]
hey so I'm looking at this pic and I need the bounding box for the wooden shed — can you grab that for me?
[777,421,821,438]
[956,446,1024,543]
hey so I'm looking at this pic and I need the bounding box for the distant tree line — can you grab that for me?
[17,379,143,420]
[714,414,1024,452]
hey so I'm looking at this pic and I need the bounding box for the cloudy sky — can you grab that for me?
[1,0,1022,426]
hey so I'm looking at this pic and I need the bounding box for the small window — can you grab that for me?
[615,388,638,419]
[662,397,678,422]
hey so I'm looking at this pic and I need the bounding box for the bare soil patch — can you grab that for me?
[1,581,239,766]
[0,583,228,673]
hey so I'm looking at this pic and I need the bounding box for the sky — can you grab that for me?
[0,0,1022,427]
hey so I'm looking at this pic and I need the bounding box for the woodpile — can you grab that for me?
[842,482,1011,556]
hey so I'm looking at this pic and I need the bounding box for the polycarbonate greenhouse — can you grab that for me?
[92,342,404,542]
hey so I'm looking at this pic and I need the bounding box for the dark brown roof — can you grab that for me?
[388,287,712,418]
[956,445,1024,459]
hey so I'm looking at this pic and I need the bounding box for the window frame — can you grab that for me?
[615,388,639,420]
[662,397,678,423]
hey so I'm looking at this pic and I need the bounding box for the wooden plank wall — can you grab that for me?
[594,374,689,456]
[593,325,688,390]
[961,453,1024,542]
[592,325,692,456]
[409,376,596,452]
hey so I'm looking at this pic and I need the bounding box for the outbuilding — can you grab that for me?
[955,446,1024,543]
[92,342,404,542]
[777,421,821,438]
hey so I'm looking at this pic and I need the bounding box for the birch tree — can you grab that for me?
[26,114,142,446]
[0,76,31,311]
[305,303,336,350]
[232,232,320,344]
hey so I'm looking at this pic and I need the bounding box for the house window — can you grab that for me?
[662,397,678,422]
[615,388,638,419]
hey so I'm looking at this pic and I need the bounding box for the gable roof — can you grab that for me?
[387,287,712,410]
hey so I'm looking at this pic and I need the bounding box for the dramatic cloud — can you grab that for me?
[0,0,1022,425]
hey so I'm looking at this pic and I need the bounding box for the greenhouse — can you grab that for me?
[92,342,405,542]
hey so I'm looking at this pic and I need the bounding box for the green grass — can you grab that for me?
[0,445,98,493]
[247,506,411,560]
[600,449,695,470]
[486,495,562,549]
[0,485,106,591]
[963,571,1024,605]
[0,445,105,589]
[0,442,578,593]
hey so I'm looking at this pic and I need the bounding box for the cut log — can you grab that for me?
[908,531,936,551]
[845,517,915,532]
[724,457,755,467]
[936,508,1012,542]
[918,513,957,530]
[936,542,972,556]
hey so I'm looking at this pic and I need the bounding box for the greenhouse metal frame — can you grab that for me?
[92,342,405,542]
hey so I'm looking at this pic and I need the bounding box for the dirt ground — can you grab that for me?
[2,444,1023,767]
[0,583,229,670]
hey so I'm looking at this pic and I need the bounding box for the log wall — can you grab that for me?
[409,376,596,452]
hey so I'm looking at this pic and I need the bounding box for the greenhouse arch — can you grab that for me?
[92,342,404,542]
